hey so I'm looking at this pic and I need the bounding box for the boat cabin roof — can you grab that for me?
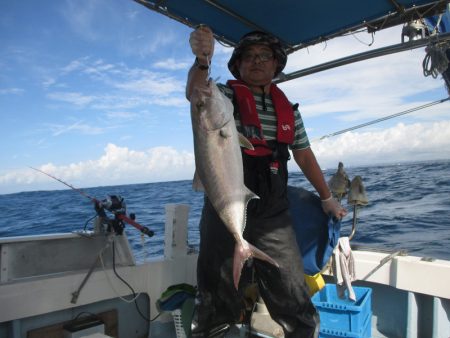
[134,0,448,52]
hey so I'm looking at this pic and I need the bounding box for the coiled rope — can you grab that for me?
[423,42,450,78]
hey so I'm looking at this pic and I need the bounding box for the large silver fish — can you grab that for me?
[190,80,278,289]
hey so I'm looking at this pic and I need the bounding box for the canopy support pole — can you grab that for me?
[275,32,450,83]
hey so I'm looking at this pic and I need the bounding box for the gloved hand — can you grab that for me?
[189,25,215,65]
[321,196,347,220]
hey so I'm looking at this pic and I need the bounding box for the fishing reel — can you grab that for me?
[29,166,153,237]
[94,195,129,235]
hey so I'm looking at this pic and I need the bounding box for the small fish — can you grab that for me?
[328,162,351,199]
[348,175,369,206]
[190,79,279,289]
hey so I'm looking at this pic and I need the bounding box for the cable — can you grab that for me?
[83,214,97,231]
[99,246,140,303]
[111,239,162,322]
[351,31,374,47]
[317,97,450,140]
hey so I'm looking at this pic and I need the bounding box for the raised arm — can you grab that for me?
[186,25,215,101]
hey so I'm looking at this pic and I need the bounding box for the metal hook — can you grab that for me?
[347,175,369,241]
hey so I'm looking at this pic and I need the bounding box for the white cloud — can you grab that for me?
[0,87,24,95]
[105,111,138,121]
[134,30,179,56]
[61,58,89,75]
[153,58,190,70]
[61,0,110,41]
[114,74,184,96]
[46,120,106,136]
[0,144,195,194]
[47,58,187,109]
[2,120,450,194]
[303,121,450,169]
[47,91,96,106]
[278,27,449,127]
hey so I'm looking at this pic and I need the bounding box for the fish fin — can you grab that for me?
[232,240,251,290]
[244,189,259,210]
[232,239,279,290]
[238,133,254,150]
[249,243,279,268]
[192,170,205,192]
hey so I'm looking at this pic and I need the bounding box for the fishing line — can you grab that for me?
[29,166,158,321]
[29,166,96,200]
[29,166,154,237]
[317,96,450,140]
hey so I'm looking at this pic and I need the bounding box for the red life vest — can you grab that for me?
[227,80,295,156]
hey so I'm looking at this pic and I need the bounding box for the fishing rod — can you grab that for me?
[30,166,154,237]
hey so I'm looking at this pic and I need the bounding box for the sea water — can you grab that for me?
[1,160,449,263]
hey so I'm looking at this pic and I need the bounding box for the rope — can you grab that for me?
[362,250,407,281]
[423,42,450,78]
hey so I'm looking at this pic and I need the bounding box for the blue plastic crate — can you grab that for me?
[312,284,372,337]
[319,312,371,338]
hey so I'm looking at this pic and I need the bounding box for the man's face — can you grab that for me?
[236,44,278,87]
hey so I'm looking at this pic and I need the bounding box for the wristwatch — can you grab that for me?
[194,57,209,70]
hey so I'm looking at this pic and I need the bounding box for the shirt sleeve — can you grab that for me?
[289,108,311,150]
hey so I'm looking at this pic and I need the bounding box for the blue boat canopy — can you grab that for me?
[135,0,449,52]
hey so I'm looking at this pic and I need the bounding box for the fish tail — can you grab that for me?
[232,239,279,290]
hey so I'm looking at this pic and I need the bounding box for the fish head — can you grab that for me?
[191,80,234,131]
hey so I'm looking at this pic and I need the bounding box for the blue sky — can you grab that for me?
[1,0,449,194]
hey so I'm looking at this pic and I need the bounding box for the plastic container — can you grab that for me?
[319,314,371,337]
[172,309,186,338]
[312,284,372,338]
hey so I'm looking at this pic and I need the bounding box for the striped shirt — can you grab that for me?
[217,83,310,150]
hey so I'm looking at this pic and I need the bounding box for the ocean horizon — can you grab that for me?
[1,159,449,262]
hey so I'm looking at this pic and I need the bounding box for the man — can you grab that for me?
[187,26,346,338]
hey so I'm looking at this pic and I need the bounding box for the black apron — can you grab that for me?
[192,143,319,338]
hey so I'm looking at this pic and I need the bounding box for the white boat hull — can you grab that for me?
[1,204,449,338]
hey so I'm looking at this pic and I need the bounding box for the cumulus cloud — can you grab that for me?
[279,26,448,124]
[0,144,195,194]
[301,121,450,170]
[2,120,450,194]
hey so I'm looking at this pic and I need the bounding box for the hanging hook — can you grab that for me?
[347,176,369,240]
